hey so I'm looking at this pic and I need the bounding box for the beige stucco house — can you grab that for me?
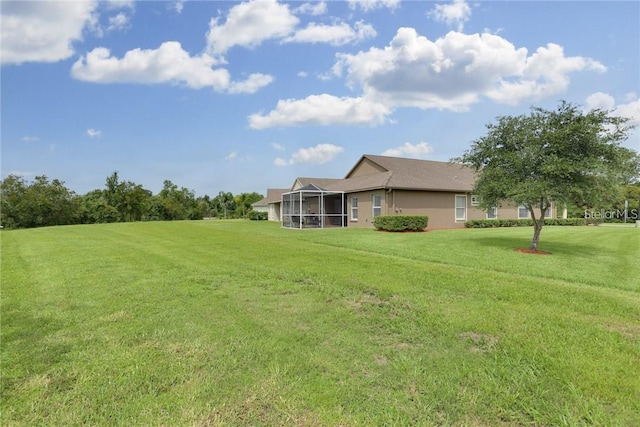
[252,188,288,222]
[261,154,554,229]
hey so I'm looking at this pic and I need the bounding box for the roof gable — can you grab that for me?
[345,154,476,192]
[344,155,389,178]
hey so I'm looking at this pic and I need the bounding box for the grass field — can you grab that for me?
[2,221,639,426]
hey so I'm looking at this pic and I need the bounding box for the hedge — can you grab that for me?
[374,215,428,232]
[464,218,586,228]
[249,211,268,221]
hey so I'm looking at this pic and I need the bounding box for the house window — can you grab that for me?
[471,195,480,206]
[544,206,552,218]
[455,195,467,221]
[518,205,529,219]
[372,194,382,218]
[351,197,358,220]
[487,206,497,219]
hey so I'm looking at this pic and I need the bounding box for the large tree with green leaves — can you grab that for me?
[0,175,81,228]
[457,101,639,251]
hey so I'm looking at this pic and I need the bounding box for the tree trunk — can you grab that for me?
[530,218,544,251]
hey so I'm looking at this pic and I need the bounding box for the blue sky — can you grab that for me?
[2,0,639,196]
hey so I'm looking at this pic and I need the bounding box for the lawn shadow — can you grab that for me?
[471,235,602,257]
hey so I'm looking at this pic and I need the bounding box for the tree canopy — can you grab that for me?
[457,100,639,251]
[0,172,264,229]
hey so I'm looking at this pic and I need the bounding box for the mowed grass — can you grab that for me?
[1,221,639,426]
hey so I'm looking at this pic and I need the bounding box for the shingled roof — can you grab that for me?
[326,154,476,193]
[270,155,476,201]
[252,188,288,207]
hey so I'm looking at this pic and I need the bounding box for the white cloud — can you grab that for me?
[72,43,228,89]
[429,0,472,32]
[21,136,40,142]
[348,0,400,12]
[87,129,102,138]
[228,73,274,94]
[274,157,289,166]
[249,94,391,129]
[104,1,135,10]
[206,0,373,56]
[206,0,299,56]
[170,1,186,14]
[1,1,98,65]
[271,142,286,151]
[585,92,640,126]
[284,20,376,46]
[382,142,433,158]
[71,42,273,94]
[274,143,344,166]
[225,151,238,161]
[295,2,328,16]
[334,28,606,112]
[585,92,616,110]
[107,12,130,32]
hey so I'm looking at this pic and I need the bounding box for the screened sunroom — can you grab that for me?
[281,184,346,229]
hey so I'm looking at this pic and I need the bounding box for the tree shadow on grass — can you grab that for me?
[471,235,602,257]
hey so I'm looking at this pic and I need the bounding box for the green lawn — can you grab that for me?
[2,221,639,426]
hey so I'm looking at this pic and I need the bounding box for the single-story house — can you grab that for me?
[252,188,289,222]
[262,154,555,229]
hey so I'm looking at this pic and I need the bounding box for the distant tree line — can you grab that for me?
[0,172,264,229]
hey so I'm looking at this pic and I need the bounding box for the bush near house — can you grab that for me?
[465,218,586,228]
[374,215,428,231]
[248,210,268,221]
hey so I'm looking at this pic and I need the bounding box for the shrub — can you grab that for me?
[249,210,268,221]
[374,215,428,232]
[464,218,586,228]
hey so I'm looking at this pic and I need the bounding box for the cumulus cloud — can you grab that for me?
[271,142,286,151]
[206,0,299,56]
[429,0,472,32]
[228,73,274,94]
[348,0,400,12]
[295,2,328,16]
[1,1,97,65]
[274,143,344,166]
[107,12,130,32]
[87,129,102,138]
[249,94,391,129]
[284,20,376,46]
[71,42,272,93]
[382,142,433,158]
[585,92,640,126]
[206,0,374,57]
[334,28,606,112]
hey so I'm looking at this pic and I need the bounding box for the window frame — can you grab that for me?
[351,197,358,221]
[372,194,382,218]
[455,195,467,221]
[486,206,497,219]
[518,205,529,219]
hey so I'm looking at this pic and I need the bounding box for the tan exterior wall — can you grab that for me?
[346,190,555,229]
[348,158,387,178]
[347,190,387,228]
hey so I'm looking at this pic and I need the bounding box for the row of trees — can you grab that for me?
[0,172,264,229]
